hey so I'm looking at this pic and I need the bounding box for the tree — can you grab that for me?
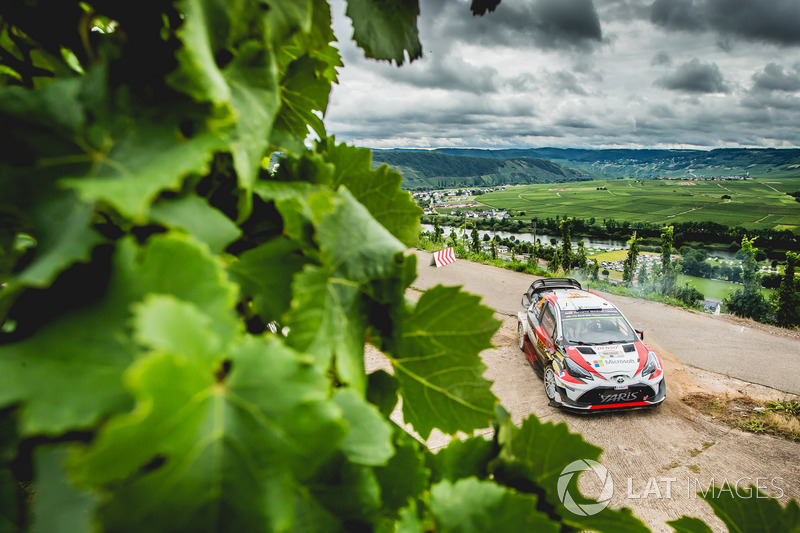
[623,232,642,284]
[776,251,800,328]
[660,226,679,295]
[470,227,481,254]
[433,215,443,243]
[559,217,572,272]
[724,236,772,321]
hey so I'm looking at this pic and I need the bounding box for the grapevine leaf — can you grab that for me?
[284,187,408,392]
[366,370,399,418]
[1,196,103,301]
[30,446,97,533]
[63,117,228,221]
[493,415,649,533]
[429,478,559,532]
[698,484,800,533]
[374,428,430,514]
[345,0,422,65]
[428,435,496,483]
[389,285,500,439]
[150,195,241,254]
[321,139,422,247]
[131,295,225,363]
[273,54,331,141]
[227,236,309,323]
[286,264,367,388]
[309,458,382,524]
[167,0,285,199]
[70,336,346,533]
[332,389,394,466]
[667,516,714,533]
[0,234,239,435]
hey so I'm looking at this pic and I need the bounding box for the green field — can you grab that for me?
[477,177,800,233]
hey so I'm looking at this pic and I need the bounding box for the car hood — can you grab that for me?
[566,343,647,378]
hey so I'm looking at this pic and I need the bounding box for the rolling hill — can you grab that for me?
[372,148,800,188]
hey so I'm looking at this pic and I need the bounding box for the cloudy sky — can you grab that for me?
[325,0,800,150]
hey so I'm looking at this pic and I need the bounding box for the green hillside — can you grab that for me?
[476,177,800,233]
[435,147,800,180]
[374,148,800,187]
[371,151,590,189]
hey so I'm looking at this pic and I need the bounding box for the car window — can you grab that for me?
[561,314,638,345]
[540,304,558,341]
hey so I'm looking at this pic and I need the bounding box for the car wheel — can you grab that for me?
[517,321,525,351]
[543,363,558,401]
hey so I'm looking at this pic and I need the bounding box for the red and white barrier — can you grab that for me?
[432,247,456,267]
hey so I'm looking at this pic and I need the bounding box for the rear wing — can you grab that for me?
[521,278,582,307]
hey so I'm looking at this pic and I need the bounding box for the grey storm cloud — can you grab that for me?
[655,58,730,93]
[547,70,589,95]
[650,0,800,46]
[651,51,672,67]
[423,0,603,52]
[380,52,499,94]
[752,63,800,92]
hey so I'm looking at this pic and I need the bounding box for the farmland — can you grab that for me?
[476,177,800,233]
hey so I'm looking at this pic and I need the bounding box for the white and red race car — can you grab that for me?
[517,278,666,411]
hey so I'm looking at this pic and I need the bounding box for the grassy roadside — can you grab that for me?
[683,394,800,442]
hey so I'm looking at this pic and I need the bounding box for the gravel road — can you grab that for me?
[367,250,800,532]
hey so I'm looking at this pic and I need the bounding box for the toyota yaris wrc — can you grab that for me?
[517,278,666,411]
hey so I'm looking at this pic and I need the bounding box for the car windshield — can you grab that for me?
[561,315,638,345]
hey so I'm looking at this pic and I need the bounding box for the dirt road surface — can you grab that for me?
[367,251,800,532]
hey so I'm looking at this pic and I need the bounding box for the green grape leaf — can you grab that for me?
[374,428,430,515]
[667,516,714,533]
[698,484,800,533]
[286,263,367,389]
[131,295,224,363]
[63,117,227,221]
[333,389,394,466]
[309,458,382,524]
[321,139,422,248]
[70,336,346,533]
[273,54,331,141]
[428,435,496,483]
[345,0,422,65]
[389,285,499,439]
[366,370,399,418]
[0,234,239,435]
[150,195,241,254]
[167,0,282,201]
[227,236,309,323]
[1,196,104,307]
[429,478,559,532]
[31,446,97,533]
[284,187,408,392]
[493,415,649,533]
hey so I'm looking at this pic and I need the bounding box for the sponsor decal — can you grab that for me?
[592,358,637,367]
[567,292,590,299]
[599,390,640,403]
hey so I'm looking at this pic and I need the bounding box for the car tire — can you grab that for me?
[517,321,525,351]
[543,363,558,401]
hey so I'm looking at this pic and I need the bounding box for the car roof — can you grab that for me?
[547,289,617,313]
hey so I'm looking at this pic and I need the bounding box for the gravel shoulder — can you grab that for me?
[367,250,800,532]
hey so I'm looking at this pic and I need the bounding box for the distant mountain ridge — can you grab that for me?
[371,147,800,188]
[370,151,590,189]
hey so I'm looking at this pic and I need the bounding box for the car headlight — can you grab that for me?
[564,357,593,380]
[641,351,660,379]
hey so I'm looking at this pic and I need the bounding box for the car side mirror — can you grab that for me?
[635,329,644,340]
[521,294,531,308]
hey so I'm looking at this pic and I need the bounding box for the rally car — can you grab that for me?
[517,278,666,411]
